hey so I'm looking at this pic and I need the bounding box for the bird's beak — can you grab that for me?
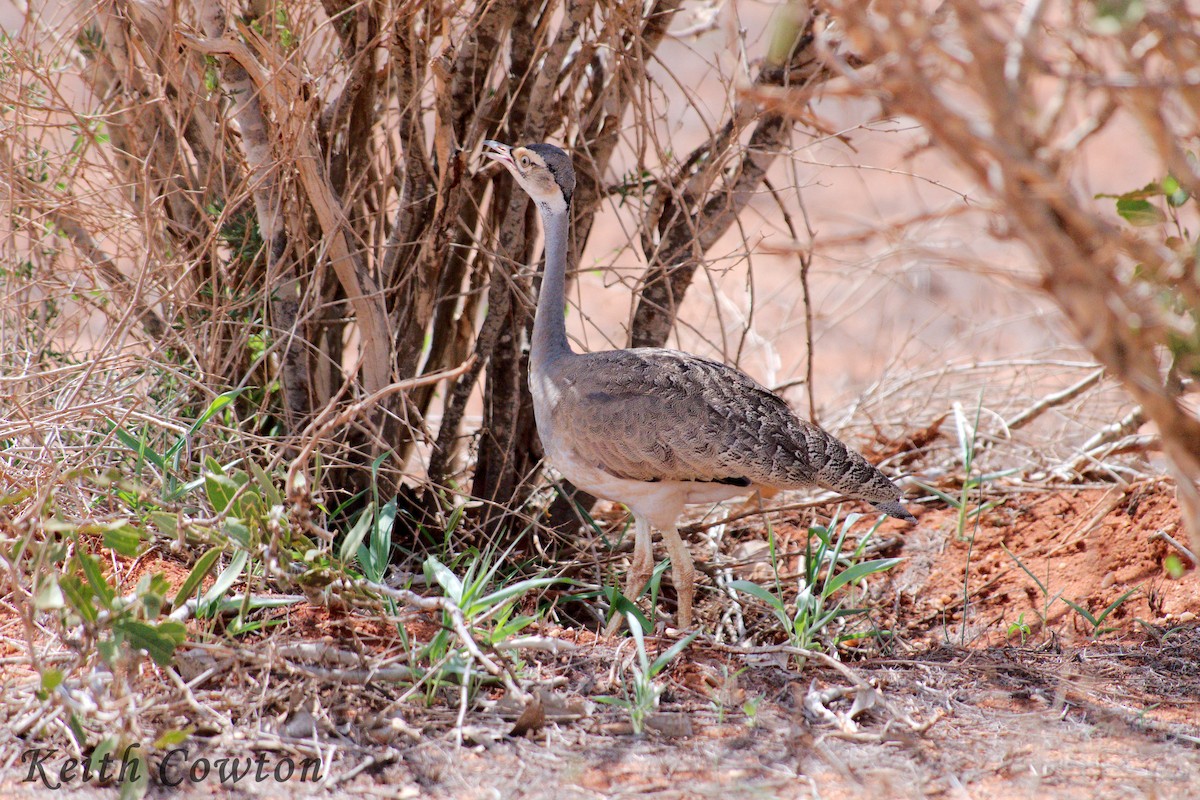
[482,139,514,167]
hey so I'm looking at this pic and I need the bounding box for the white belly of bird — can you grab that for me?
[545,440,751,530]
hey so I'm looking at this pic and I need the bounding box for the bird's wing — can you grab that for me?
[548,348,904,508]
[548,349,809,485]
[547,352,753,489]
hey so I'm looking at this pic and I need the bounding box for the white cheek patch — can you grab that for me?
[536,195,569,216]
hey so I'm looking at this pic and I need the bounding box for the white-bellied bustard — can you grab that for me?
[483,140,915,632]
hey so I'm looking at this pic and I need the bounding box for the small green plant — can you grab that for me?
[108,388,245,506]
[602,557,670,633]
[729,511,901,652]
[1006,612,1032,644]
[1099,173,1199,395]
[709,664,745,725]
[1003,543,1140,638]
[915,398,1012,542]
[340,452,401,629]
[742,694,763,728]
[1062,587,1141,638]
[1001,542,1064,636]
[595,612,699,734]
[37,527,187,668]
[418,548,562,701]
[17,508,188,765]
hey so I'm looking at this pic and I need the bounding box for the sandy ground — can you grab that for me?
[3,481,1198,799]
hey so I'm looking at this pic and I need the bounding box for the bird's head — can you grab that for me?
[482,140,575,216]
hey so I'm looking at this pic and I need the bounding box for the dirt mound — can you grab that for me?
[872,480,1198,648]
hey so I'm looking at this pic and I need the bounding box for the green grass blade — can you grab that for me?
[649,630,700,676]
[199,550,248,611]
[1061,598,1098,628]
[475,576,564,609]
[605,588,650,632]
[728,580,788,615]
[1000,542,1048,597]
[247,460,282,508]
[111,426,166,470]
[912,481,963,509]
[823,557,902,597]
[164,389,243,463]
[173,547,223,609]
[1095,585,1140,625]
[625,611,656,674]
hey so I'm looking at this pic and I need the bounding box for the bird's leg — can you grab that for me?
[605,515,654,636]
[660,524,695,629]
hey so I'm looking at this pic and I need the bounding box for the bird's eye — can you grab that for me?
[519,155,530,167]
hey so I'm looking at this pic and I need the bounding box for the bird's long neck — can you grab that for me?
[532,205,573,365]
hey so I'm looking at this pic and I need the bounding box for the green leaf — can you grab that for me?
[59,576,97,623]
[164,390,243,464]
[1091,0,1146,34]
[425,556,464,605]
[149,510,179,537]
[1095,585,1140,625]
[88,739,118,780]
[222,518,252,548]
[75,552,115,608]
[204,471,240,515]
[173,547,222,609]
[372,497,397,554]
[0,487,34,507]
[605,587,651,632]
[153,728,193,749]
[198,549,247,611]
[341,502,375,565]
[41,668,64,693]
[1162,176,1190,207]
[137,573,172,619]
[627,611,650,672]
[1116,197,1166,226]
[649,630,700,676]
[444,503,467,535]
[35,574,65,610]
[728,580,788,615]
[247,460,282,507]
[114,619,186,665]
[1062,598,1098,628]
[822,557,902,597]
[912,480,964,509]
[111,426,166,469]
[103,522,143,557]
[474,577,563,612]
[117,744,149,800]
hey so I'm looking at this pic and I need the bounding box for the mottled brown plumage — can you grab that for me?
[549,349,908,512]
[483,139,913,632]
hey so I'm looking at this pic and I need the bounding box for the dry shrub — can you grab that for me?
[2,1,836,539]
[806,0,1200,548]
[0,0,1184,544]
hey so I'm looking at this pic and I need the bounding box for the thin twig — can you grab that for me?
[1150,529,1199,568]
